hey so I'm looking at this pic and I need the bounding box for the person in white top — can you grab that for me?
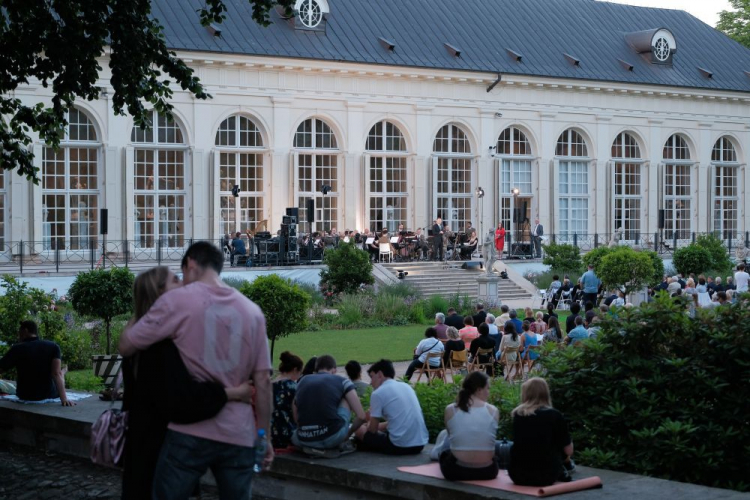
[404,327,445,381]
[354,359,428,455]
[734,263,749,294]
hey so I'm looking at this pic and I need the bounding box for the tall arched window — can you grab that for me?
[131,111,186,248]
[294,118,339,233]
[433,124,472,231]
[365,120,408,232]
[497,127,533,240]
[611,132,643,242]
[711,137,739,237]
[556,129,589,240]
[42,108,100,250]
[215,115,265,236]
[662,134,692,240]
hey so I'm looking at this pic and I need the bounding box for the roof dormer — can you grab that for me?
[294,0,329,31]
[624,28,676,65]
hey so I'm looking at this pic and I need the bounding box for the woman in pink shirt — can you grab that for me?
[459,315,479,349]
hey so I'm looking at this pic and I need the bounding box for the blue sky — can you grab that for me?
[603,0,733,27]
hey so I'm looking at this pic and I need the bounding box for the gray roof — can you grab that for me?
[152,0,750,93]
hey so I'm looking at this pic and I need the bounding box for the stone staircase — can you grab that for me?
[378,261,532,303]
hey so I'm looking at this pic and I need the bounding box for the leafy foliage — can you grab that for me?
[319,242,375,295]
[240,274,310,357]
[673,245,713,277]
[598,247,655,296]
[642,250,665,288]
[0,276,49,348]
[717,0,750,49]
[68,268,134,354]
[0,0,293,180]
[542,243,583,274]
[696,234,733,275]
[581,246,613,272]
[541,295,750,491]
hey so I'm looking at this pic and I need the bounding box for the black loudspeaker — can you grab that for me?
[306,199,315,224]
[658,209,665,229]
[100,209,108,235]
[282,215,297,225]
[286,207,299,218]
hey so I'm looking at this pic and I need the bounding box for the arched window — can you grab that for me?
[294,118,339,233]
[662,135,692,240]
[556,130,589,240]
[711,137,739,237]
[42,108,100,251]
[131,111,186,248]
[366,120,408,232]
[611,132,643,242]
[433,124,472,231]
[216,115,265,236]
[496,127,533,243]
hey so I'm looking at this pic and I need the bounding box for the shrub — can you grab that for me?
[51,328,95,370]
[320,242,374,295]
[373,293,411,324]
[581,246,612,272]
[598,247,654,296]
[422,295,449,321]
[541,295,750,491]
[240,274,310,357]
[526,270,580,291]
[0,276,52,349]
[673,245,713,277]
[542,243,582,274]
[695,234,732,275]
[642,250,665,288]
[67,370,104,392]
[68,267,134,354]
[221,276,247,290]
[336,293,370,326]
[378,282,420,298]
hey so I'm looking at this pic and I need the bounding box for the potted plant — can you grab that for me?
[68,267,134,387]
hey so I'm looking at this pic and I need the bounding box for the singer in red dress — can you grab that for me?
[494,223,506,258]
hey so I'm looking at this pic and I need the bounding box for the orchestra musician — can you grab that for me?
[431,218,444,261]
[442,221,453,261]
[378,229,395,257]
[460,231,478,259]
[413,227,428,260]
[366,228,379,261]
[396,223,410,259]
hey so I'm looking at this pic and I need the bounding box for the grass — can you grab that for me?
[67,369,104,392]
[272,325,426,364]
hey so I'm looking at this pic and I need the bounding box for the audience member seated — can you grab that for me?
[545,275,562,306]
[497,304,511,326]
[519,321,539,364]
[444,307,464,330]
[542,303,558,324]
[0,320,73,405]
[271,351,303,450]
[292,355,367,452]
[508,378,574,486]
[431,372,507,481]
[404,327,445,381]
[544,316,563,343]
[565,303,581,334]
[459,316,479,349]
[553,278,571,308]
[522,307,535,325]
[355,359,428,455]
[485,314,501,354]
[498,322,521,368]
[469,323,496,373]
[472,303,487,328]
[443,327,465,367]
[345,360,369,397]
[507,309,523,335]
[530,312,547,334]
[565,316,589,346]
[229,231,246,267]
[433,313,449,340]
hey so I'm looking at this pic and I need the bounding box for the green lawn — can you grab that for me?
[272,325,427,365]
[67,369,105,392]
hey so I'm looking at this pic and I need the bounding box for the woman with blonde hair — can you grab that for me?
[508,377,574,486]
[443,326,465,367]
[122,267,253,499]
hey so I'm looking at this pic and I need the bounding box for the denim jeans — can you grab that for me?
[153,430,255,500]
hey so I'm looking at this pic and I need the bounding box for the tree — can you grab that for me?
[695,234,732,274]
[68,267,134,354]
[240,275,310,358]
[542,242,582,274]
[582,246,612,273]
[598,247,654,297]
[0,0,293,180]
[641,250,665,288]
[0,275,54,350]
[319,242,374,295]
[673,245,713,277]
[717,0,750,49]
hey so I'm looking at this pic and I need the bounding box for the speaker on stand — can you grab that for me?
[306,199,315,263]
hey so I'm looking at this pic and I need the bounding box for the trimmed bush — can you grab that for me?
[320,242,374,295]
[541,295,750,491]
[696,234,732,275]
[673,245,713,277]
[581,246,612,272]
[642,250,665,288]
[598,247,655,296]
[542,242,583,274]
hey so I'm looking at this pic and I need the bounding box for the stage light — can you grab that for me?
[320,185,332,195]
[231,185,241,197]
[397,270,408,280]
[475,187,485,198]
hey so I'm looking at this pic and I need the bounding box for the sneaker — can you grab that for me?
[302,446,341,459]
[564,458,576,474]
[339,440,356,456]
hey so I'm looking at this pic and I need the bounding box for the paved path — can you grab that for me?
[0,443,219,500]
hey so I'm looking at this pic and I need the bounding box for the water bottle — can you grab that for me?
[253,429,267,473]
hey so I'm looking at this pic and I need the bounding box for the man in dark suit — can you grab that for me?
[472,303,487,327]
[444,308,464,329]
[431,218,443,261]
[532,218,544,259]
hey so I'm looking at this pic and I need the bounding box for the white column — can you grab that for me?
[414,105,433,231]
[103,146,120,241]
[345,100,366,230]
[191,148,207,240]
[211,149,220,240]
[124,147,135,244]
[478,110,496,222]
[30,144,43,243]
[342,153,357,230]
[594,117,611,235]
[538,113,556,227]
[697,123,714,233]
[271,96,294,230]
[647,119,663,236]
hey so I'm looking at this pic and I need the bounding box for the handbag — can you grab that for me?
[496,438,513,470]
[90,371,128,467]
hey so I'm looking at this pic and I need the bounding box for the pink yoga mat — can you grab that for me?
[398,463,602,497]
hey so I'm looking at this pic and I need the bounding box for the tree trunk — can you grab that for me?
[270,335,276,360]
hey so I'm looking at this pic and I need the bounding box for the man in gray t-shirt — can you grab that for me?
[293,355,367,450]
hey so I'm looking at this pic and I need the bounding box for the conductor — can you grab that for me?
[432,217,444,261]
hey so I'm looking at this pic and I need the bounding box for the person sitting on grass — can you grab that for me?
[430,372,508,481]
[459,316,479,349]
[508,377,574,486]
[354,359,428,455]
[404,327,445,381]
[0,320,74,406]
[272,351,303,450]
[345,360,369,397]
[292,355,367,455]
[443,327,466,369]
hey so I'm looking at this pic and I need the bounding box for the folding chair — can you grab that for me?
[557,290,572,310]
[447,349,468,380]
[468,348,496,377]
[379,242,393,262]
[416,352,447,384]
[499,347,523,382]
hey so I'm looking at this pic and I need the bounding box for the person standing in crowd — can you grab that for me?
[532,218,544,259]
[119,242,273,500]
[432,218,444,261]
[508,378,574,486]
[581,264,600,306]
[355,359,428,455]
[472,303,487,328]
[272,351,303,450]
[734,263,749,295]
[495,222,506,259]
[0,320,73,406]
